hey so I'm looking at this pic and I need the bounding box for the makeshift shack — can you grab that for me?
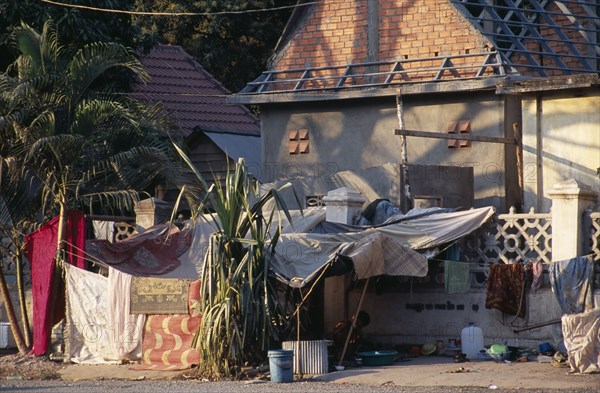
[24,214,217,370]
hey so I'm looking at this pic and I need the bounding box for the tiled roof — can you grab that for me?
[133,45,259,138]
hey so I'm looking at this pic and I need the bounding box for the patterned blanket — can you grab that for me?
[130,277,191,314]
[132,314,201,370]
[132,279,202,370]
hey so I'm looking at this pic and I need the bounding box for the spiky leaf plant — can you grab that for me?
[176,147,298,378]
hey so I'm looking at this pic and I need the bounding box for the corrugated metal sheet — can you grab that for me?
[282,340,330,375]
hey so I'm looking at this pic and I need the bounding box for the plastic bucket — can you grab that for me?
[268,349,294,383]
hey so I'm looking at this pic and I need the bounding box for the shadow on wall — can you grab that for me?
[260,162,476,211]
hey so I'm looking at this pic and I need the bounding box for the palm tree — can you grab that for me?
[0,20,196,354]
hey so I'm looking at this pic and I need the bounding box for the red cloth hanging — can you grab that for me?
[25,210,85,356]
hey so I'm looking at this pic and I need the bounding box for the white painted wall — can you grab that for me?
[522,93,600,212]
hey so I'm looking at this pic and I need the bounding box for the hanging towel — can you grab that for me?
[549,255,595,314]
[25,210,86,356]
[485,263,527,318]
[106,267,145,361]
[444,261,471,294]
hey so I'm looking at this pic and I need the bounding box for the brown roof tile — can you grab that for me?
[133,44,259,138]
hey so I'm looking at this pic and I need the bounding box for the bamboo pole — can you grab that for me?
[337,277,370,366]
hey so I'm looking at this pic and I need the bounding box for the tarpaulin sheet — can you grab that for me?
[561,308,600,374]
[549,255,595,314]
[269,206,495,287]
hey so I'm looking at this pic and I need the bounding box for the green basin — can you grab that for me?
[357,350,398,366]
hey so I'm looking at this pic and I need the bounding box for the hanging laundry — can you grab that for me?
[445,261,471,294]
[531,259,544,292]
[485,263,527,318]
[549,255,595,314]
[106,267,145,361]
[25,211,85,356]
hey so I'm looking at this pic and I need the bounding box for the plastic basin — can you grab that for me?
[357,350,398,366]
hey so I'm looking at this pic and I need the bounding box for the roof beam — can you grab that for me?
[522,0,595,70]
[461,1,548,76]
[554,1,600,56]
[394,129,514,144]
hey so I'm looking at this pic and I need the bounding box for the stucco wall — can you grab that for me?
[523,90,600,212]
[348,287,600,350]
[522,92,600,211]
[261,92,507,210]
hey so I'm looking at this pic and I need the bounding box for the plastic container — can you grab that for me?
[268,349,294,383]
[282,340,328,375]
[357,350,398,366]
[461,322,484,360]
[0,322,10,348]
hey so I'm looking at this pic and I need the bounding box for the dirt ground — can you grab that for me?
[2,349,599,390]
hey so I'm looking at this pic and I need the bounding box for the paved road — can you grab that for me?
[2,380,599,393]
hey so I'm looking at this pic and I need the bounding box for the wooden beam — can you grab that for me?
[394,129,515,144]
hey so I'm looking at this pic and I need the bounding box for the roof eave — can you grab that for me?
[496,73,600,95]
[228,77,505,105]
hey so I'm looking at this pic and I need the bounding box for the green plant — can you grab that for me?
[175,146,299,378]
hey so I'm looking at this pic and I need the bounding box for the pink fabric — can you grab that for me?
[25,211,85,356]
[86,224,192,276]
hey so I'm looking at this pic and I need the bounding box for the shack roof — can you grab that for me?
[133,44,259,137]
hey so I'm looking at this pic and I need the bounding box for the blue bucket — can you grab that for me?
[268,349,294,383]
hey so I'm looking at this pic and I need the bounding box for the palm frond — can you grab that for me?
[71,98,140,137]
[69,42,149,101]
[13,22,43,75]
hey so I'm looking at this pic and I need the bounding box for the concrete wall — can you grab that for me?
[522,91,600,211]
[347,286,600,350]
[261,91,509,211]
[263,163,473,210]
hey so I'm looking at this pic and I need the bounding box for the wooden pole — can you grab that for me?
[296,300,301,377]
[396,96,412,212]
[513,122,524,211]
[337,277,370,366]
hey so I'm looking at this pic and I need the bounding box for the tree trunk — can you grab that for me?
[56,199,68,259]
[0,263,28,354]
[15,249,31,348]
